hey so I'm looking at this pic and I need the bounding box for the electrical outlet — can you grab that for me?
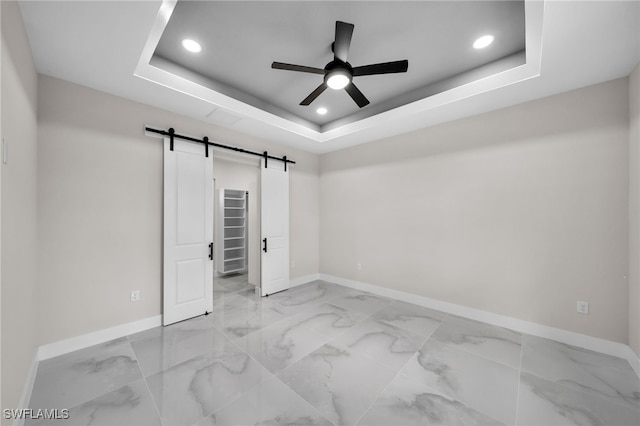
[577,300,589,314]
[130,290,140,302]
[357,263,362,271]
[291,260,296,269]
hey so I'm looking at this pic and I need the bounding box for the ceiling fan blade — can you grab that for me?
[352,60,409,76]
[345,82,370,108]
[272,62,325,75]
[333,21,354,63]
[300,83,328,106]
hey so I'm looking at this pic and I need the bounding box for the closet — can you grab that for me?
[216,189,247,274]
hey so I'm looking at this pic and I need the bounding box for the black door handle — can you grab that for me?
[263,238,268,253]
[208,242,213,260]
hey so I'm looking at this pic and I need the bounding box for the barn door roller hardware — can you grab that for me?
[145,126,295,171]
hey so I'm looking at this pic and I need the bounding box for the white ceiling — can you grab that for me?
[18,1,640,154]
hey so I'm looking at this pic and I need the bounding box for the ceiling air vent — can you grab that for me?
[206,108,243,126]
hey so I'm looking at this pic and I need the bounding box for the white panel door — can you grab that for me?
[260,158,289,296]
[163,137,213,325]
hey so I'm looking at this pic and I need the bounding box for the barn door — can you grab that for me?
[260,158,289,296]
[163,137,213,325]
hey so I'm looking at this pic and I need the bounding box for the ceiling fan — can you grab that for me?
[271,21,409,108]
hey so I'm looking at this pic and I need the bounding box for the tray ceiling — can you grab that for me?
[17,0,640,153]
[151,1,526,130]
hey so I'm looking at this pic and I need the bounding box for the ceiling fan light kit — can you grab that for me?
[272,21,409,108]
[326,69,351,90]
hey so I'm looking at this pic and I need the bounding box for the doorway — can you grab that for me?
[212,154,260,298]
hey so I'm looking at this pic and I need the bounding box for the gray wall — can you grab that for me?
[36,75,320,345]
[630,63,640,356]
[0,0,39,417]
[320,78,630,343]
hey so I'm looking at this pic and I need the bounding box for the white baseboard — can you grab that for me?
[31,275,640,378]
[14,352,39,426]
[37,315,162,361]
[319,274,636,366]
[627,346,640,378]
[290,273,320,289]
[34,274,321,363]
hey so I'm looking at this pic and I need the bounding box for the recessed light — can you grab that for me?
[473,35,494,49]
[316,107,328,115]
[182,39,202,53]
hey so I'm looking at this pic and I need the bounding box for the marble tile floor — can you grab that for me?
[28,276,640,425]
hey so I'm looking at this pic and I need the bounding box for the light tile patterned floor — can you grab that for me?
[28,275,640,425]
